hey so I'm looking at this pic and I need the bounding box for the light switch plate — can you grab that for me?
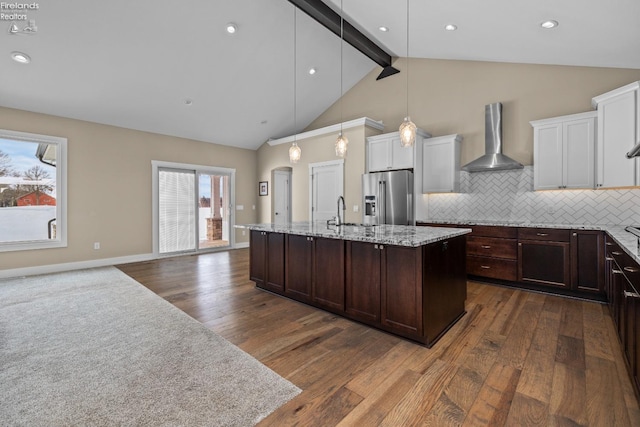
[353,205,359,212]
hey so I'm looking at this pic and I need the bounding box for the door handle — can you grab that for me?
[481,245,491,249]
[480,265,491,269]
[536,233,549,237]
[624,291,640,299]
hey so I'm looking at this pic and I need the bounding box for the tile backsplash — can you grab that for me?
[426,166,640,225]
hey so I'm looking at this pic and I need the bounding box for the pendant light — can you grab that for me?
[289,8,302,164]
[399,0,416,148]
[335,0,348,158]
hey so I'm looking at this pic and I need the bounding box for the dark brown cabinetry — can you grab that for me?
[517,228,571,289]
[466,227,518,281]
[381,245,424,337]
[250,230,285,293]
[248,229,468,347]
[419,223,605,300]
[345,237,467,345]
[606,237,640,398]
[286,234,345,310]
[285,234,313,301]
[345,241,382,324]
[571,230,605,294]
[312,237,345,312]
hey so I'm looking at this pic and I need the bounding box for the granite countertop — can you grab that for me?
[235,222,471,247]
[419,219,640,264]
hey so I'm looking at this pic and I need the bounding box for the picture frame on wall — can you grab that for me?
[259,181,268,196]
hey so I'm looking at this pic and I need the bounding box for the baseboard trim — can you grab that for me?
[0,253,155,280]
[235,242,250,249]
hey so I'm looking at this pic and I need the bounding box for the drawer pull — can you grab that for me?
[624,291,640,299]
[605,257,614,261]
[481,245,491,249]
[611,251,623,256]
[536,233,549,236]
[606,242,613,246]
[612,269,623,274]
[480,265,491,269]
[623,266,640,273]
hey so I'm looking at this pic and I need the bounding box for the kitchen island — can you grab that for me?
[235,222,471,347]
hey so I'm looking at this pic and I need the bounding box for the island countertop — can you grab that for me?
[235,222,471,247]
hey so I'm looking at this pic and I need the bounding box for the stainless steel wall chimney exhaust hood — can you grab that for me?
[461,103,524,172]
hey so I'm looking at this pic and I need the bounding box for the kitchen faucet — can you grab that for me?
[337,196,345,226]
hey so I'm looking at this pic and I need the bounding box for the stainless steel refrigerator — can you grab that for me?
[362,170,413,225]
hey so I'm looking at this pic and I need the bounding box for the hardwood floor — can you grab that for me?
[117,248,640,426]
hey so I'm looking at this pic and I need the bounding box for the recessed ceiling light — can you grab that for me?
[183,98,193,106]
[10,51,30,64]
[260,120,268,125]
[226,23,237,34]
[444,24,457,31]
[308,67,317,75]
[540,20,558,29]
[378,26,389,32]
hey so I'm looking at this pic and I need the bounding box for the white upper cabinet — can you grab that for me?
[531,111,596,190]
[421,134,463,193]
[366,129,430,172]
[592,81,640,188]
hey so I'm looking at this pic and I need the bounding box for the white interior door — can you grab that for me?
[309,160,344,223]
[273,170,291,225]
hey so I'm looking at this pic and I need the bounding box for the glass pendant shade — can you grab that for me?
[399,116,417,147]
[289,142,301,164]
[335,133,348,157]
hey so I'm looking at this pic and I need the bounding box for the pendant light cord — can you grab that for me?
[293,7,297,145]
[406,0,409,119]
[340,0,344,136]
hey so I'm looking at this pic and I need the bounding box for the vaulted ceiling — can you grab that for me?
[2,0,639,150]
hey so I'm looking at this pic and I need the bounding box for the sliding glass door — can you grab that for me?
[198,173,230,250]
[155,163,234,256]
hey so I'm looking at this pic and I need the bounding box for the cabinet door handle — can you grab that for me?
[374,244,378,249]
[612,251,623,256]
[536,233,549,236]
[605,257,614,261]
[379,245,384,250]
[481,245,491,249]
[624,291,640,299]
[612,269,623,274]
[480,265,491,269]
[623,266,639,273]
[606,242,613,246]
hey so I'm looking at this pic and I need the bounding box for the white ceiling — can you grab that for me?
[2,0,639,150]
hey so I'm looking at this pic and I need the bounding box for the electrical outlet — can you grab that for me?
[353,205,359,212]
[242,230,246,236]
[546,207,555,215]
[93,242,100,250]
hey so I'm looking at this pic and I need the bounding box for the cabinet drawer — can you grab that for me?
[467,236,517,260]
[467,255,517,281]
[471,225,518,239]
[518,227,571,242]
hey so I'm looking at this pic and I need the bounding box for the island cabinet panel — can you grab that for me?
[312,237,345,312]
[422,236,467,345]
[250,230,285,293]
[381,245,423,337]
[345,241,381,324]
[285,234,313,301]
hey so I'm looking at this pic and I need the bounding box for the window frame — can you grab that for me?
[0,129,68,252]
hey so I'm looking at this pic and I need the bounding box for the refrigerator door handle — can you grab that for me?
[379,180,386,224]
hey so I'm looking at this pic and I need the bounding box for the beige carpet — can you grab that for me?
[0,267,300,426]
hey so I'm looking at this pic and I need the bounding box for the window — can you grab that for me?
[0,129,67,252]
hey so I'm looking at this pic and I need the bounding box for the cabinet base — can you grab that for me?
[468,275,606,303]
